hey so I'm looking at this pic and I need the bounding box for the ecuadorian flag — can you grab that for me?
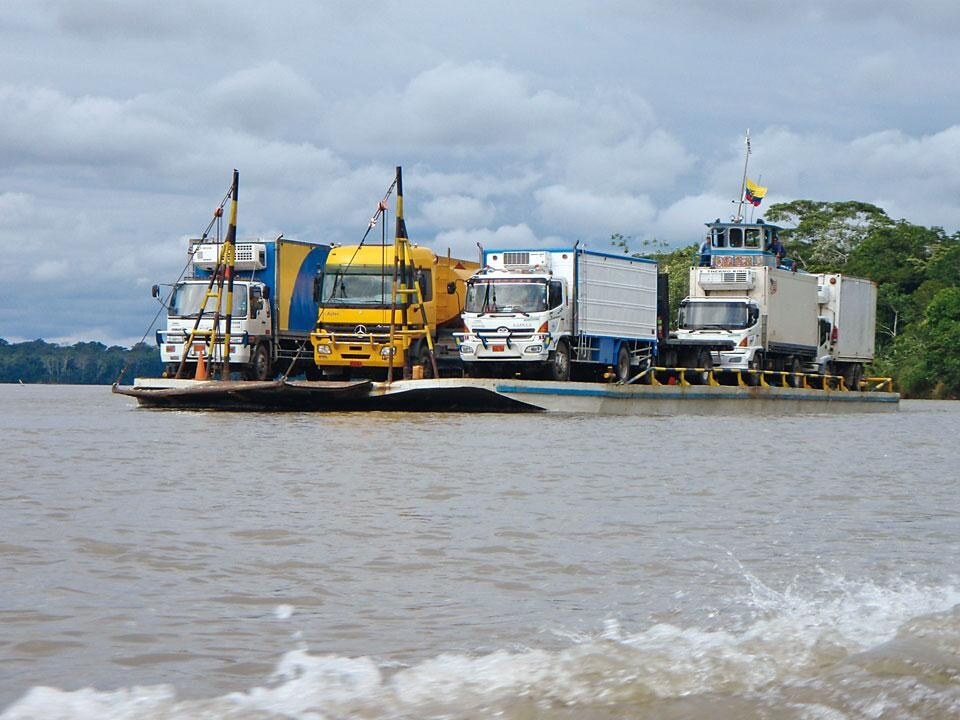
[744,178,768,206]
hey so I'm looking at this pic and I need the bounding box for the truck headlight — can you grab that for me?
[525,344,543,354]
[380,346,396,358]
[316,345,333,355]
[459,344,475,355]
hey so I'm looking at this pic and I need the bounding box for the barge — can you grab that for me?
[112,376,899,414]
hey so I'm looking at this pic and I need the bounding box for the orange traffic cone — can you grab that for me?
[195,347,208,380]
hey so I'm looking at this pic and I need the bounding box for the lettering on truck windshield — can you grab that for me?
[465,280,551,314]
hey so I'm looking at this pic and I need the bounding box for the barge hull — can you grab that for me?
[113,378,899,414]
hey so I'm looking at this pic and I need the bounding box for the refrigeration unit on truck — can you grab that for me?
[670,264,820,383]
[155,237,330,380]
[815,273,877,389]
[457,248,659,381]
[309,244,480,379]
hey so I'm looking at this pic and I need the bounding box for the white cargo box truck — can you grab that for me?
[675,265,819,375]
[458,248,658,381]
[816,273,877,387]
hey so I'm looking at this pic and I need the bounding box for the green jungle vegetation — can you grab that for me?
[3,201,958,397]
[0,339,162,386]
[616,200,960,399]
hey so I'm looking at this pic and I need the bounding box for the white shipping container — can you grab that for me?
[576,251,658,340]
[818,274,877,361]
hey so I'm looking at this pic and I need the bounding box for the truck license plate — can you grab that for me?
[491,345,505,352]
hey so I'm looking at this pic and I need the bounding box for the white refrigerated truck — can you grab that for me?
[457,248,659,381]
[815,273,877,389]
[671,264,821,383]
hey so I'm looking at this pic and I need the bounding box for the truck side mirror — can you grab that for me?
[262,286,270,300]
[447,282,457,294]
[151,284,160,298]
[313,276,322,303]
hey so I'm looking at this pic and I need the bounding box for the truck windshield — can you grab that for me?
[679,301,751,330]
[319,264,434,306]
[320,265,389,306]
[169,282,247,318]
[464,279,548,314]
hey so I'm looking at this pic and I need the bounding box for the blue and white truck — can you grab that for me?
[154,237,330,380]
[457,248,659,381]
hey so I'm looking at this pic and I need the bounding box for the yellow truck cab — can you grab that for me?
[310,244,479,378]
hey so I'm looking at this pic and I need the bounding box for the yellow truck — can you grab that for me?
[310,243,479,378]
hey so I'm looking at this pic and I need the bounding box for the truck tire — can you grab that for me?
[548,339,571,381]
[417,343,436,379]
[616,345,632,383]
[251,343,272,381]
[843,364,863,391]
[788,357,803,388]
[745,353,764,386]
[685,348,713,385]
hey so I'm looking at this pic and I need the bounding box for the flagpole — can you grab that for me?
[735,129,750,223]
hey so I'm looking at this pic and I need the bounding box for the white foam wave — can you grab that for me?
[4,577,958,719]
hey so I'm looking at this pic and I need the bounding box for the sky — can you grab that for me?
[3,0,960,347]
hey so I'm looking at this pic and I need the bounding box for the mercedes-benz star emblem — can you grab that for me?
[354,324,367,336]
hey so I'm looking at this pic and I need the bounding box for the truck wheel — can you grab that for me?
[843,364,863,391]
[686,348,713,385]
[615,345,632,383]
[251,343,272,381]
[549,340,571,381]
[418,343,436,379]
[745,353,764,387]
[788,357,803,388]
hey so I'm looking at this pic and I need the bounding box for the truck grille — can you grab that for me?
[475,327,536,339]
[320,323,393,337]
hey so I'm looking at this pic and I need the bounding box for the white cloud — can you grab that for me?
[326,62,576,154]
[562,129,695,194]
[420,195,496,229]
[31,259,70,281]
[204,62,323,138]
[534,185,657,240]
[0,84,180,167]
[434,224,539,261]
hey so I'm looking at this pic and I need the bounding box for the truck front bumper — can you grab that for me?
[715,350,754,370]
[311,332,406,369]
[457,335,550,363]
[156,332,252,364]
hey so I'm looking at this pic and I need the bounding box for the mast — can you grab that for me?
[220,169,239,378]
[734,129,751,223]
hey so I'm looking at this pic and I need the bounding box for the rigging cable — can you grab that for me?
[112,182,234,386]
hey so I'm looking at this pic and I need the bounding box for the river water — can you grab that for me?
[1,384,958,719]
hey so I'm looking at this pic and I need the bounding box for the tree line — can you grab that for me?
[621,200,960,399]
[0,339,162,385]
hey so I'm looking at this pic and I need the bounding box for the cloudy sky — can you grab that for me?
[3,0,960,346]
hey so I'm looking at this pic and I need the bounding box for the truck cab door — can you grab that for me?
[249,285,271,333]
[549,280,569,332]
